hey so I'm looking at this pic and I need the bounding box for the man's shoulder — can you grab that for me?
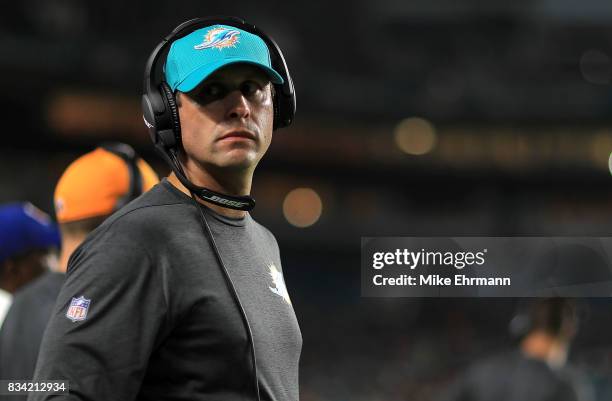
[68,183,195,268]
[248,215,278,244]
[467,350,561,384]
[1,273,63,341]
[12,272,64,305]
[94,182,192,236]
[463,350,520,380]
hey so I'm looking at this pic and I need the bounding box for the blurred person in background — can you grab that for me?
[0,143,158,387]
[30,17,301,401]
[440,298,591,401]
[0,202,60,329]
[53,143,159,270]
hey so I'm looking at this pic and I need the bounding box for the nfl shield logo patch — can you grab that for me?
[66,296,91,322]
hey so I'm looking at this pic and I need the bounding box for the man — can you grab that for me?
[0,202,60,329]
[53,143,159,269]
[0,144,158,386]
[31,18,302,401]
[441,298,586,401]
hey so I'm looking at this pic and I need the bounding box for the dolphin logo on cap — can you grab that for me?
[194,27,241,50]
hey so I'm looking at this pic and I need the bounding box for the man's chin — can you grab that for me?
[216,152,259,170]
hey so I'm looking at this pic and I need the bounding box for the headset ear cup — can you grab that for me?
[269,58,295,130]
[160,82,181,147]
[142,94,159,144]
[273,87,296,130]
[256,27,295,130]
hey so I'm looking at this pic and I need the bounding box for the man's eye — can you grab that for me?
[189,84,227,105]
[240,81,262,96]
[202,84,225,97]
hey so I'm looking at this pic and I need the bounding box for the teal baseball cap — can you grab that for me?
[164,24,284,93]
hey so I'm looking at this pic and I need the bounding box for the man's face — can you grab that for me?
[176,63,275,173]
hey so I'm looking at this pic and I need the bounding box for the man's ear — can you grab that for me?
[175,91,183,108]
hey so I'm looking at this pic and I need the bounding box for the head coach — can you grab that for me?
[30,17,302,401]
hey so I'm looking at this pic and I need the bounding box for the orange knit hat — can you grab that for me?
[54,147,159,223]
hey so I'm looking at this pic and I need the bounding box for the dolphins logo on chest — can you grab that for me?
[268,263,292,305]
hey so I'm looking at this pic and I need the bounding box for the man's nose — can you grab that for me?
[224,90,250,120]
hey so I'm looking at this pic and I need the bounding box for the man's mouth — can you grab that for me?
[218,130,257,142]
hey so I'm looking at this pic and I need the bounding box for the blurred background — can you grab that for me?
[1,0,612,400]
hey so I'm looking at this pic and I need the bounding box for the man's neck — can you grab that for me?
[167,171,251,219]
[59,236,86,273]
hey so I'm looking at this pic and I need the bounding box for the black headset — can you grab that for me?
[142,16,296,211]
[100,142,144,210]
